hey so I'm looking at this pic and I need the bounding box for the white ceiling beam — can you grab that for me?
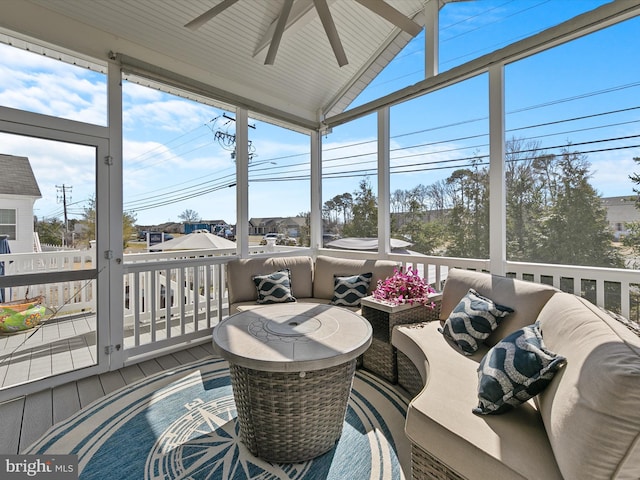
[313,0,348,67]
[425,0,439,78]
[354,0,422,37]
[265,0,294,65]
[253,0,317,58]
[184,0,240,30]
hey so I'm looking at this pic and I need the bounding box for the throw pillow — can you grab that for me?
[473,323,566,415]
[331,272,373,307]
[439,288,513,355]
[252,269,296,304]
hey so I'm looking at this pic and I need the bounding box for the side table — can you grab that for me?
[360,293,442,383]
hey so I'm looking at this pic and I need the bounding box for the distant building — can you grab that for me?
[601,196,640,240]
[183,220,230,235]
[249,217,306,237]
[0,154,42,253]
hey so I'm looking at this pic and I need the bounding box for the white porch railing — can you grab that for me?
[0,247,96,315]
[2,245,638,366]
[318,249,640,321]
[119,244,305,361]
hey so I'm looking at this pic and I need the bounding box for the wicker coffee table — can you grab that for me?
[212,303,372,463]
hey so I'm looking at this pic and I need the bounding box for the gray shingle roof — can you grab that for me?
[0,154,42,197]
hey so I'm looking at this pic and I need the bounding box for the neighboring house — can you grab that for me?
[0,154,42,253]
[249,216,307,237]
[601,196,640,240]
[183,220,231,235]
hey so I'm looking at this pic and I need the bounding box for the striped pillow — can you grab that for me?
[252,269,296,304]
[331,273,372,307]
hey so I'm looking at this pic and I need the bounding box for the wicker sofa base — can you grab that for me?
[412,444,467,480]
[397,350,425,397]
[363,337,397,382]
[229,360,357,463]
[361,300,440,383]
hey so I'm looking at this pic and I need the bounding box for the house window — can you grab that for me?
[0,209,16,240]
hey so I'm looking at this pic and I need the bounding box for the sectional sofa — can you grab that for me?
[392,268,640,480]
[225,254,399,314]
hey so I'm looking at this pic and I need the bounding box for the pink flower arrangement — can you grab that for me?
[372,266,436,307]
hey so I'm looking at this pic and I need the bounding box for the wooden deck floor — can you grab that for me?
[0,342,217,454]
[0,312,214,390]
[0,313,97,390]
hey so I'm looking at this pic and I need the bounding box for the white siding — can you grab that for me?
[0,194,36,253]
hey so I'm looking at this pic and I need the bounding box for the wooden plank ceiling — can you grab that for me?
[0,0,437,130]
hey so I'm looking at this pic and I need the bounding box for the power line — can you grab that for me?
[124,121,640,213]
[110,80,640,215]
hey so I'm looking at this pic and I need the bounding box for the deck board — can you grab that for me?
[155,354,181,371]
[51,339,74,377]
[52,382,80,424]
[137,359,164,377]
[119,364,145,385]
[69,334,96,368]
[19,389,52,452]
[0,397,24,454]
[172,348,198,365]
[28,344,52,382]
[98,370,126,395]
[76,376,105,408]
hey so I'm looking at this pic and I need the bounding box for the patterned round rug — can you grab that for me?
[26,358,410,479]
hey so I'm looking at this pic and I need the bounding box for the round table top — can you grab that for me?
[212,303,372,372]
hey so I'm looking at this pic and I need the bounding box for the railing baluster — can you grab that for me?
[150,270,157,343]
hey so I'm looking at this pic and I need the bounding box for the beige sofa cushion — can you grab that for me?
[226,256,314,306]
[395,321,563,479]
[440,268,558,346]
[313,255,398,301]
[536,293,640,480]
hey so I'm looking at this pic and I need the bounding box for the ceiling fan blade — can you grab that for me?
[254,0,315,58]
[265,0,294,65]
[354,0,422,37]
[184,0,240,30]
[313,0,348,67]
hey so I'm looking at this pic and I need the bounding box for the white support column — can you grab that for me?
[424,0,439,78]
[378,107,391,257]
[236,107,249,258]
[489,63,506,276]
[106,60,124,369]
[310,130,323,253]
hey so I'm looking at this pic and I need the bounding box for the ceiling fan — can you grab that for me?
[184,0,423,67]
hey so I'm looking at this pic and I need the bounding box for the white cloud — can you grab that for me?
[0,44,107,124]
[0,132,96,219]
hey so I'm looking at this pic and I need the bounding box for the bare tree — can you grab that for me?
[178,209,201,223]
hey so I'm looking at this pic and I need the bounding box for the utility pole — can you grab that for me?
[56,184,72,246]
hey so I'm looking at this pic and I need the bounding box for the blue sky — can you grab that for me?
[1,0,638,227]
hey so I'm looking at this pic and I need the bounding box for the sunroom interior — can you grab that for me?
[0,0,639,474]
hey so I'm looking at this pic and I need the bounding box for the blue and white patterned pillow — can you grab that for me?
[439,288,513,355]
[331,273,372,307]
[473,323,566,415]
[252,269,296,304]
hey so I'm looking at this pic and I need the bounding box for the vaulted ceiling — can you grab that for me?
[0,0,458,130]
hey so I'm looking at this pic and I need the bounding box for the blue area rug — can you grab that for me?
[25,358,410,479]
